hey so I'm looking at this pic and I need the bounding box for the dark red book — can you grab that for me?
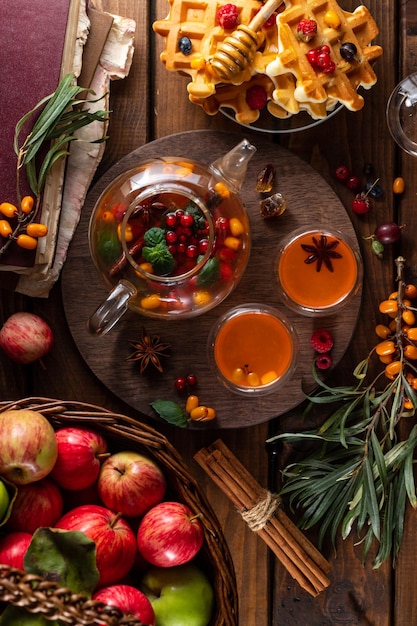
[0,0,79,269]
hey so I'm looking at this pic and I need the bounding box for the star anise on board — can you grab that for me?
[301,235,342,272]
[127,328,171,373]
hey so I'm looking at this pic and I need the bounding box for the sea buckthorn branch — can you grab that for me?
[0,73,109,258]
[267,257,417,568]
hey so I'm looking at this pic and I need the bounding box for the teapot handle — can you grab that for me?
[88,280,137,335]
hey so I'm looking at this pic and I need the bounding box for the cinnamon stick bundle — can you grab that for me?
[194,439,331,597]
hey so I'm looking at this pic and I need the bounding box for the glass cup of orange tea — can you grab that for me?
[276,227,362,317]
[208,304,299,395]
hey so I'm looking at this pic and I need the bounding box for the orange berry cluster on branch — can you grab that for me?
[0,196,48,254]
[375,282,417,408]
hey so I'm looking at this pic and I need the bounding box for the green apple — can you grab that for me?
[140,563,214,626]
[0,479,10,523]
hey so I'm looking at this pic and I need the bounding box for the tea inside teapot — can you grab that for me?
[88,140,255,333]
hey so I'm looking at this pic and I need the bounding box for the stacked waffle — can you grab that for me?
[153,0,382,125]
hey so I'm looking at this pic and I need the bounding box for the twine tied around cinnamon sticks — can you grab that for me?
[194,440,331,597]
[240,490,281,532]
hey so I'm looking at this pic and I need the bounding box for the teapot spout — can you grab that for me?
[210,139,257,192]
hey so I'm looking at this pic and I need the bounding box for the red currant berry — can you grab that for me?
[351,193,370,214]
[175,377,187,391]
[165,212,177,228]
[307,49,318,66]
[177,242,186,254]
[316,52,331,68]
[175,209,185,219]
[180,213,194,228]
[186,373,198,387]
[167,244,177,255]
[346,175,361,192]
[186,244,198,258]
[165,230,178,244]
[198,238,210,254]
[323,61,336,74]
[320,45,331,55]
[335,165,350,181]
[215,217,229,231]
[263,13,276,28]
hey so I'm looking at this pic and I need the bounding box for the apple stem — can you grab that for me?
[110,512,122,527]
[188,513,201,523]
[97,452,111,461]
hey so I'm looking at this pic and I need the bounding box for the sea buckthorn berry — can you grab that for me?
[375,340,396,357]
[389,319,397,333]
[385,360,402,379]
[20,195,34,214]
[324,10,341,28]
[117,222,134,243]
[247,371,260,386]
[232,367,245,384]
[379,354,393,365]
[190,56,206,70]
[261,370,278,385]
[26,223,48,238]
[190,405,216,422]
[185,395,199,414]
[393,177,405,194]
[140,294,161,310]
[403,398,414,410]
[0,202,18,218]
[404,345,417,360]
[229,218,244,237]
[406,327,417,341]
[213,182,230,198]
[224,236,242,251]
[16,233,37,250]
[0,220,12,238]
[388,291,398,300]
[375,324,391,339]
[379,299,398,315]
[405,284,417,299]
[402,309,416,326]
[193,290,211,306]
[102,211,115,223]
[412,379,417,391]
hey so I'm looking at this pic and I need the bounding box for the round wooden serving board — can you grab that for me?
[62,130,361,429]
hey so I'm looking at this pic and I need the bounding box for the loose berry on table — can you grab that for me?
[310,329,334,353]
[351,193,370,214]
[393,177,405,194]
[335,165,350,181]
[315,353,333,370]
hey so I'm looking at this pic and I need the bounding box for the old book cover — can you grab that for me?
[0,0,82,271]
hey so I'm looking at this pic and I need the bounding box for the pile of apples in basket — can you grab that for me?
[0,408,214,626]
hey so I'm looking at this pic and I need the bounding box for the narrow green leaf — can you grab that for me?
[363,456,380,540]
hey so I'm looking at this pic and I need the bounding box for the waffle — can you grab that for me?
[153,0,270,99]
[153,0,382,123]
[266,0,382,112]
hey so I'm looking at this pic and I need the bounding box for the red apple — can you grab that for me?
[55,504,137,587]
[0,531,32,569]
[50,427,109,490]
[137,502,204,568]
[0,312,53,364]
[0,409,58,485]
[5,477,63,534]
[93,584,155,625]
[98,451,166,518]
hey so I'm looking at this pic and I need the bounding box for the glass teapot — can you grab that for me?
[88,139,256,334]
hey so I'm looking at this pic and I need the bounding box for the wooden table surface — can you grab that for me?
[1,0,417,624]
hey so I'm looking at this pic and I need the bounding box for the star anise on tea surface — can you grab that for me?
[127,327,171,373]
[301,235,342,272]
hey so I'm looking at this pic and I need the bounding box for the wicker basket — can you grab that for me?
[0,398,238,626]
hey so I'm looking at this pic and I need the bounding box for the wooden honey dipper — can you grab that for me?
[210,0,284,81]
